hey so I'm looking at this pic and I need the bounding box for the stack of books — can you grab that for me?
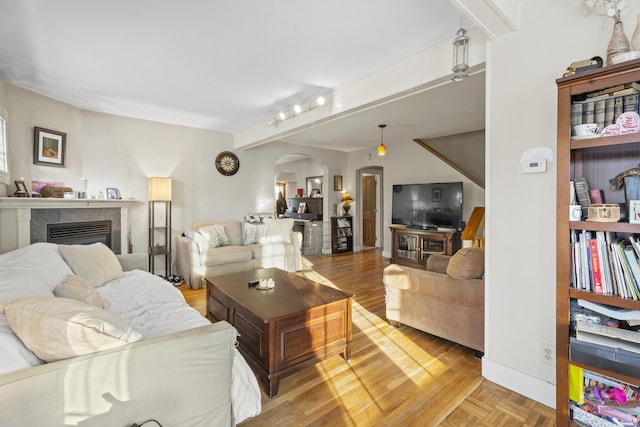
[570,231,640,299]
[572,83,640,132]
[570,299,640,381]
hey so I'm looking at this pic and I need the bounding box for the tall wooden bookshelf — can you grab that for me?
[556,59,640,425]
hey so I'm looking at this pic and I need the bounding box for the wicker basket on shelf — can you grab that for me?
[586,204,620,222]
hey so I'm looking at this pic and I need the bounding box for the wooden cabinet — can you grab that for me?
[331,216,353,253]
[556,59,640,425]
[389,225,460,268]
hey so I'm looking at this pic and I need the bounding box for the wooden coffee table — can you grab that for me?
[206,268,353,397]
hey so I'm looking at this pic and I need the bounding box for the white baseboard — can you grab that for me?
[482,357,556,409]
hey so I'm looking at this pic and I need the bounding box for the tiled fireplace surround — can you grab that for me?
[0,198,139,254]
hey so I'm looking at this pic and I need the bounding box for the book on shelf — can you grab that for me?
[582,100,595,124]
[574,177,591,218]
[594,99,606,130]
[588,189,605,204]
[584,82,640,99]
[576,321,640,345]
[625,93,640,114]
[614,96,625,121]
[605,97,616,126]
[624,176,640,202]
[571,103,583,127]
[589,238,605,294]
[569,180,578,205]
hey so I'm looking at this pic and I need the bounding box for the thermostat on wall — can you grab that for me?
[523,158,546,173]
[521,147,553,174]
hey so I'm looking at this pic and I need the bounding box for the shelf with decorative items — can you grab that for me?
[331,216,353,253]
[556,58,640,426]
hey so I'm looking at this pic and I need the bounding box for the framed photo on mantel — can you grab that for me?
[33,127,66,167]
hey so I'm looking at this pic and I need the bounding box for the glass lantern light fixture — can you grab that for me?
[451,25,469,82]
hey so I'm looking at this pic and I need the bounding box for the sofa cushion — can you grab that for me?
[204,246,253,267]
[54,275,105,308]
[242,222,268,245]
[426,254,450,274]
[58,243,124,288]
[446,247,485,280]
[0,296,143,362]
[195,221,243,246]
[199,224,232,248]
[0,243,73,292]
[184,229,209,252]
[263,218,293,243]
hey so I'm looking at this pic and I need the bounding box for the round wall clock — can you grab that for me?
[215,151,239,176]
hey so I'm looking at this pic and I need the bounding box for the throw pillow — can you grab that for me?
[446,247,485,280]
[199,224,232,248]
[54,275,105,308]
[0,296,143,362]
[262,218,293,243]
[184,229,208,252]
[242,222,268,245]
[58,242,124,288]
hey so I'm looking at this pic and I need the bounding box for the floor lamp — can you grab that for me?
[148,177,172,278]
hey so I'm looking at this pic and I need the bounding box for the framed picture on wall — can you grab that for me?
[297,202,307,214]
[334,175,343,191]
[33,127,66,167]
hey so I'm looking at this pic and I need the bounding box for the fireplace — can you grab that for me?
[30,208,122,254]
[47,220,112,248]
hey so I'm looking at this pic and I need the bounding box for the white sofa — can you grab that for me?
[0,242,261,426]
[175,219,303,290]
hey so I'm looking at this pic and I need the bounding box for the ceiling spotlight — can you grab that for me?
[377,124,387,156]
[267,92,331,127]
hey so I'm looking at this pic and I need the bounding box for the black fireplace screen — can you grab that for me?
[47,220,112,248]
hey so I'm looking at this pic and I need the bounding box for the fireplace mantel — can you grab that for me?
[0,198,141,254]
[0,197,139,209]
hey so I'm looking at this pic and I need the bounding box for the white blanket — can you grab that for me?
[98,270,262,423]
[0,243,261,424]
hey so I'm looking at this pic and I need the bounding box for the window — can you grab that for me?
[0,106,8,185]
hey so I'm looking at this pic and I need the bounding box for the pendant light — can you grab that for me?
[377,124,387,156]
[451,25,469,82]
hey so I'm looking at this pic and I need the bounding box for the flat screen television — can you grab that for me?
[391,182,463,230]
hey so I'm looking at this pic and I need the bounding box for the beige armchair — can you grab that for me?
[383,247,485,353]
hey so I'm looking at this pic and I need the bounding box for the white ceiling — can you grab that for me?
[0,0,485,152]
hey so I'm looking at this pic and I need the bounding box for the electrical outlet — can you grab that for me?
[541,343,555,366]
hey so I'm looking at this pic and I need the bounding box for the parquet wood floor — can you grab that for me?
[179,249,556,426]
